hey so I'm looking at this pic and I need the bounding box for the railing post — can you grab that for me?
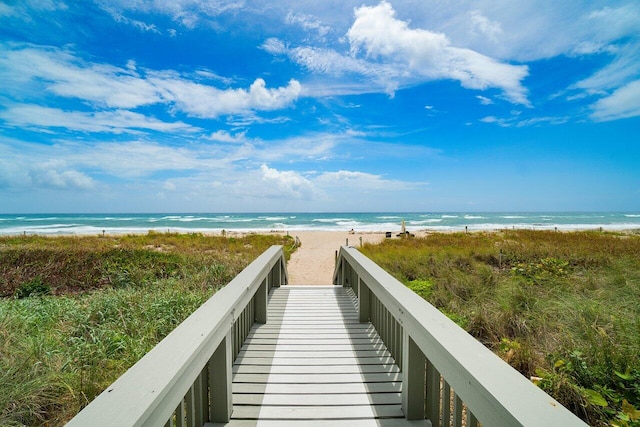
[402,333,426,420]
[209,330,233,422]
[255,278,268,324]
[358,277,370,322]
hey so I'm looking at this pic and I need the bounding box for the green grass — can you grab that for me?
[0,232,294,426]
[361,230,640,427]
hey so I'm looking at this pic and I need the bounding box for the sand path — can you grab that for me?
[286,231,386,285]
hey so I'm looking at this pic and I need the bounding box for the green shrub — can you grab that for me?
[14,277,51,299]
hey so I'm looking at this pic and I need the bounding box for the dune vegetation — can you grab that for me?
[361,230,640,427]
[0,232,294,426]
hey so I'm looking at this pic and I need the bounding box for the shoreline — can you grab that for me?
[1,212,640,236]
[2,224,640,238]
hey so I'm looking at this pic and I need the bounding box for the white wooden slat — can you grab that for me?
[233,372,402,383]
[231,404,405,420]
[233,392,402,406]
[234,356,396,366]
[233,363,399,374]
[236,349,392,358]
[242,337,385,345]
[232,381,402,394]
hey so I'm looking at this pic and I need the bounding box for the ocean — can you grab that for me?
[0,212,639,235]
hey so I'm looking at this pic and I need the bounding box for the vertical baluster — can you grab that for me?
[358,278,370,322]
[185,385,195,427]
[209,331,233,422]
[426,359,440,425]
[401,333,426,420]
[194,372,203,427]
[442,381,451,427]
[175,399,185,427]
[396,320,402,369]
[452,393,463,427]
[201,366,209,422]
[467,410,478,427]
[255,279,267,324]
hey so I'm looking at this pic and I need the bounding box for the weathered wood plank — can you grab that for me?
[232,381,402,394]
[236,349,392,358]
[233,372,402,384]
[233,363,399,374]
[234,356,396,366]
[233,392,402,406]
[230,404,405,419]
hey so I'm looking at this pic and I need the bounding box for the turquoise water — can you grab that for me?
[0,212,639,235]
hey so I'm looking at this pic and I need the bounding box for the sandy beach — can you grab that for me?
[284,231,388,285]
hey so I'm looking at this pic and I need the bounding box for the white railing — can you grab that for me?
[333,245,587,427]
[66,245,288,427]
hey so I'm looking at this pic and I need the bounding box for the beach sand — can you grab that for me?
[284,231,388,285]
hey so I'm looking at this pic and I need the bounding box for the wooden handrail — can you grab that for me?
[66,245,288,427]
[333,245,587,427]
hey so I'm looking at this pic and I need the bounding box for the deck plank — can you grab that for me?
[220,286,425,427]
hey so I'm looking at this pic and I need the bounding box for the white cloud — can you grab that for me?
[0,44,302,119]
[346,2,529,104]
[468,10,503,43]
[317,170,422,191]
[151,77,302,118]
[208,130,249,143]
[261,38,288,55]
[476,95,493,105]
[285,11,331,37]
[96,0,244,29]
[480,114,569,127]
[0,104,198,134]
[260,164,316,199]
[29,166,95,190]
[0,45,162,108]
[572,44,640,94]
[590,80,640,122]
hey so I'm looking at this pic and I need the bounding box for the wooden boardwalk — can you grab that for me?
[209,286,427,426]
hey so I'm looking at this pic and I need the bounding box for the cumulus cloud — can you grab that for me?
[29,167,95,190]
[346,2,529,104]
[260,164,316,199]
[0,44,302,119]
[151,76,301,118]
[590,80,640,122]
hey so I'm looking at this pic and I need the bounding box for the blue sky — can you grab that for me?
[0,0,639,213]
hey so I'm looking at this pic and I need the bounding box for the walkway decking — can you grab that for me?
[209,286,426,426]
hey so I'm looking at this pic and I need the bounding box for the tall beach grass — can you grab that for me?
[361,230,640,426]
[0,232,294,426]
